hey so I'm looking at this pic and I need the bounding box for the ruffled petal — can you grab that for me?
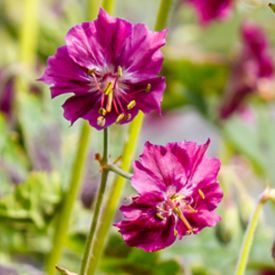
[116,214,176,252]
[186,210,221,231]
[134,76,166,114]
[120,192,164,220]
[62,92,100,125]
[39,46,90,98]
[132,142,185,194]
[120,25,167,77]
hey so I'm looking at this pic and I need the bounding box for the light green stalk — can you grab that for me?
[102,0,116,14]
[20,0,39,68]
[84,1,173,274]
[235,188,275,275]
[86,0,102,21]
[16,0,39,104]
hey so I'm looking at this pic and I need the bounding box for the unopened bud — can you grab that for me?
[215,202,240,245]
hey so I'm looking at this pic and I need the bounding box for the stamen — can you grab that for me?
[186,205,198,213]
[117,66,123,77]
[115,94,127,115]
[127,100,136,110]
[156,212,165,220]
[198,189,205,200]
[112,97,120,114]
[145,83,151,93]
[87,68,96,75]
[99,107,107,116]
[97,116,106,127]
[103,82,113,95]
[126,113,132,121]
[174,207,193,233]
[174,229,178,236]
[91,72,100,90]
[115,113,125,124]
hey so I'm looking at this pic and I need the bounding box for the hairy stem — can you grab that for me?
[80,128,109,275]
[235,188,275,275]
[86,113,144,275]
[46,122,91,275]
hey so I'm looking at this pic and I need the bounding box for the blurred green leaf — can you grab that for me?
[0,172,61,228]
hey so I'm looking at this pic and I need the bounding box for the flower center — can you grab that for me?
[87,66,151,127]
[155,190,205,235]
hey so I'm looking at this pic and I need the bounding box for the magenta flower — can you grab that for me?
[220,22,274,119]
[186,0,232,25]
[116,140,223,252]
[40,9,167,130]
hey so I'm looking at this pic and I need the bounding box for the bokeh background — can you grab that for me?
[0,0,275,274]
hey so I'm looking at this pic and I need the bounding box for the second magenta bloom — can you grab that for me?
[116,140,223,252]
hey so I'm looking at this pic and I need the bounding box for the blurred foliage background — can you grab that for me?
[0,0,275,274]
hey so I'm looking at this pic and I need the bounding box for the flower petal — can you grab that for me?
[116,214,176,252]
[132,142,186,194]
[39,46,90,98]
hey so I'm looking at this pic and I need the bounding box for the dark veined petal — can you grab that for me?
[132,141,187,195]
[39,46,90,98]
[116,213,176,252]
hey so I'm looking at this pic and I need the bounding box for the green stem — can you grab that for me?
[86,0,102,21]
[15,0,39,124]
[102,0,116,14]
[86,113,144,275]
[154,0,173,31]
[107,164,132,180]
[80,128,109,275]
[19,0,39,68]
[46,122,91,275]
[235,188,275,275]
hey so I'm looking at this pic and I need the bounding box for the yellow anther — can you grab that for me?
[97,116,106,127]
[117,66,123,77]
[198,189,205,200]
[145,83,151,92]
[103,82,113,95]
[115,113,125,124]
[186,205,198,213]
[99,107,107,116]
[127,100,136,110]
[87,68,96,75]
[156,212,165,220]
[174,229,178,236]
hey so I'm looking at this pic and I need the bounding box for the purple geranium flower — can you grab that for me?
[40,9,167,130]
[186,0,232,25]
[116,140,223,252]
[220,22,274,119]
